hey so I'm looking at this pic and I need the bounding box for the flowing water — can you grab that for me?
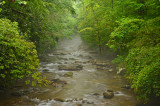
[0,35,138,106]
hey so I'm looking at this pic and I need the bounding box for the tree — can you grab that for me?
[0,18,48,87]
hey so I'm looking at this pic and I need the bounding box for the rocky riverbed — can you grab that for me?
[0,35,138,106]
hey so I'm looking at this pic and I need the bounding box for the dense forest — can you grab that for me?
[0,0,160,104]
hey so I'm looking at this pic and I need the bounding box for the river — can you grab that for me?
[0,35,138,106]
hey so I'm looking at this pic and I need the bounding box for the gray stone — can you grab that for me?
[103,91,114,99]
[93,93,100,96]
[58,65,83,71]
[64,72,73,77]
[108,69,113,72]
[75,61,82,64]
[121,85,130,89]
[107,89,114,92]
[94,62,110,67]
[77,103,82,106]
[54,98,65,102]
[43,69,49,72]
[11,92,22,97]
[117,68,126,75]
[50,79,67,87]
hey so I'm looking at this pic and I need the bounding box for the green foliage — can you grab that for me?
[78,0,113,53]
[0,0,77,54]
[0,18,48,87]
[126,46,160,102]
[112,55,126,67]
[108,18,144,52]
[78,0,160,103]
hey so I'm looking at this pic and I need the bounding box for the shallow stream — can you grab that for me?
[0,35,138,106]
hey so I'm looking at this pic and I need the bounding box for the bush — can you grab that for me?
[108,17,160,102]
[126,46,160,102]
[108,18,144,53]
[0,18,48,87]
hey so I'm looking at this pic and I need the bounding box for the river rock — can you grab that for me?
[43,69,49,72]
[114,91,120,94]
[60,53,67,55]
[94,62,110,67]
[87,101,94,104]
[103,91,114,99]
[52,52,66,55]
[97,66,109,71]
[64,72,73,77]
[108,69,113,72]
[11,92,22,97]
[58,65,83,71]
[93,93,100,96]
[69,58,77,60]
[66,99,72,102]
[54,98,65,102]
[89,51,97,54]
[121,85,130,89]
[82,100,88,103]
[83,62,87,64]
[51,79,67,84]
[107,89,114,92]
[77,103,82,106]
[50,79,67,87]
[117,68,126,75]
[75,61,83,64]
[11,90,30,97]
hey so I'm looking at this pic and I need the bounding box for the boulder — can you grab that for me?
[93,93,100,96]
[121,85,130,89]
[50,79,67,87]
[108,69,113,72]
[58,65,83,71]
[82,100,88,103]
[117,68,126,75]
[66,99,72,102]
[107,89,114,92]
[54,98,65,102]
[94,62,110,67]
[64,72,73,77]
[43,69,49,72]
[11,90,30,97]
[77,103,82,106]
[11,92,22,97]
[96,66,105,71]
[103,91,114,99]
[75,61,83,64]
[87,101,94,104]
[69,58,77,60]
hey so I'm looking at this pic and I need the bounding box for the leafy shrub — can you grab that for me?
[108,18,144,52]
[0,18,48,87]
[126,46,160,102]
[124,17,160,102]
[109,17,160,102]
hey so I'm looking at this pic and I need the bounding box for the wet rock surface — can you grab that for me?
[103,91,114,99]
[117,68,126,75]
[43,69,50,72]
[50,79,67,87]
[64,72,73,77]
[58,64,83,71]
[54,98,65,102]
[121,85,130,89]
